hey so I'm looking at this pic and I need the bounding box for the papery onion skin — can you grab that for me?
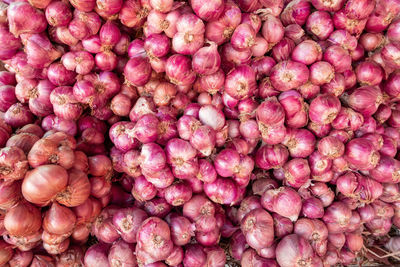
[224,64,256,100]
[22,164,68,206]
[369,155,400,183]
[136,217,173,263]
[323,45,351,73]
[0,240,13,265]
[306,11,334,40]
[282,128,316,158]
[255,144,289,170]
[4,201,42,237]
[241,208,274,251]
[4,103,34,128]
[270,38,294,64]
[5,0,400,262]
[345,138,380,171]
[164,182,193,206]
[172,13,205,56]
[0,72,16,87]
[366,217,392,237]
[183,244,206,267]
[6,132,40,154]
[276,234,315,267]
[241,248,279,267]
[190,0,224,21]
[108,240,137,267]
[56,168,91,207]
[231,23,256,51]
[204,4,241,45]
[229,230,247,260]
[84,243,110,267]
[315,183,335,208]
[92,210,119,243]
[386,236,400,252]
[8,249,33,267]
[380,183,400,203]
[309,94,341,125]
[322,201,352,234]
[124,57,152,87]
[256,97,285,126]
[7,2,47,37]
[0,85,17,113]
[199,104,225,131]
[166,54,196,86]
[169,215,195,246]
[318,136,344,159]
[301,197,324,219]
[28,137,75,170]
[204,177,239,205]
[109,121,138,152]
[0,146,29,181]
[292,40,322,65]
[0,180,21,210]
[270,60,309,92]
[112,207,148,244]
[294,218,328,248]
[283,158,311,188]
[43,202,76,235]
[262,186,302,222]
[131,175,157,201]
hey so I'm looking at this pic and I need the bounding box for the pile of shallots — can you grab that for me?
[1,0,400,266]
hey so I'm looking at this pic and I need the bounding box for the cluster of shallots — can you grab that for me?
[0,128,101,261]
[2,0,400,266]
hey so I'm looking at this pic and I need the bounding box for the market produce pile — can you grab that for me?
[2,0,400,265]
